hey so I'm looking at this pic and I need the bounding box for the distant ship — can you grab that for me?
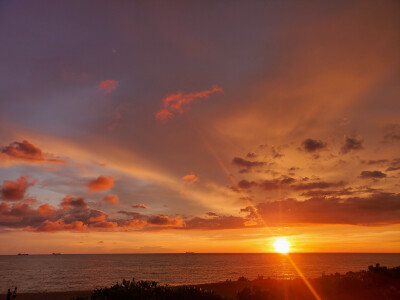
[17,253,28,256]
[185,251,195,254]
[52,253,61,255]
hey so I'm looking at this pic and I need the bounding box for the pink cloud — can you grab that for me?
[87,176,114,192]
[146,214,184,227]
[132,204,148,209]
[1,176,37,201]
[88,214,118,228]
[181,174,199,185]
[60,195,88,209]
[34,219,88,232]
[155,85,223,122]
[104,194,119,204]
[99,80,118,93]
[37,204,57,217]
[1,140,66,164]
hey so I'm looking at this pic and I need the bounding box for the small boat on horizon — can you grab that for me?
[52,253,61,255]
[17,253,29,256]
[185,251,195,254]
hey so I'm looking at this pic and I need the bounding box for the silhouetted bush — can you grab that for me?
[87,278,227,300]
[238,276,249,282]
[71,264,400,300]
[237,286,269,300]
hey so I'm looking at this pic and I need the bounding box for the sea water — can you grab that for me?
[0,253,399,292]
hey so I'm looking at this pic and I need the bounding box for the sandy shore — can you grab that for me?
[0,291,92,300]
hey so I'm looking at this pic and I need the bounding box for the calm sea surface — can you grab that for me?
[0,253,399,293]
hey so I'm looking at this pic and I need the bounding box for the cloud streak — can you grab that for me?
[181,174,199,185]
[98,80,118,93]
[155,85,223,122]
[0,140,66,164]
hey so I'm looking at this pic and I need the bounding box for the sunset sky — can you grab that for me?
[0,0,399,254]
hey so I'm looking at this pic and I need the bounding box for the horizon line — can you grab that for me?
[2,252,400,256]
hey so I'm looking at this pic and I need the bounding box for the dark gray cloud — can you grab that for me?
[384,124,400,142]
[236,177,295,191]
[292,181,345,190]
[206,212,218,217]
[360,171,387,179]
[386,158,400,171]
[259,178,295,190]
[60,195,88,209]
[363,159,389,165]
[1,176,36,201]
[341,136,363,154]
[386,166,400,172]
[236,180,257,189]
[232,157,265,169]
[0,196,115,232]
[185,215,247,230]
[301,138,326,152]
[1,140,66,164]
[132,204,148,209]
[243,192,400,226]
[300,188,354,197]
[236,178,344,192]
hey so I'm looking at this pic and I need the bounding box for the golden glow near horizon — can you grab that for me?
[273,238,291,254]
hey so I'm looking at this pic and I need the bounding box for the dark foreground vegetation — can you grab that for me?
[66,264,400,300]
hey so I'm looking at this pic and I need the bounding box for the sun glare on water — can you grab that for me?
[273,238,291,254]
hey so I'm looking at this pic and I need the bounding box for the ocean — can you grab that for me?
[0,253,399,293]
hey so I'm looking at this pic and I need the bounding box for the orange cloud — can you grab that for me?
[146,214,184,227]
[60,195,88,209]
[88,214,118,229]
[34,219,88,232]
[123,219,147,228]
[0,140,66,164]
[87,176,114,192]
[37,204,57,217]
[181,174,199,185]
[132,204,148,209]
[104,194,119,204]
[155,85,223,122]
[1,176,37,201]
[122,214,184,229]
[99,80,118,93]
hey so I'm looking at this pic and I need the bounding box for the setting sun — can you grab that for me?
[273,238,291,254]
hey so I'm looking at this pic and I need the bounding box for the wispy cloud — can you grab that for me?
[155,85,223,122]
[99,80,118,93]
[132,204,148,209]
[181,174,199,185]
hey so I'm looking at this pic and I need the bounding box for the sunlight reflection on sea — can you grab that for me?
[0,253,399,292]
